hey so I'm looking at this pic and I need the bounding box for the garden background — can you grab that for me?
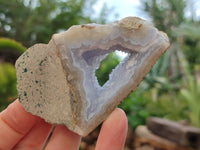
[0,0,200,149]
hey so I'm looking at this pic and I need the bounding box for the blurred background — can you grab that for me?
[0,0,200,149]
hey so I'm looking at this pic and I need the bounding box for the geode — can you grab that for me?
[15,17,170,136]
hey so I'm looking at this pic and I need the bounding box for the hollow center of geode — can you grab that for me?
[71,45,138,121]
[95,50,129,87]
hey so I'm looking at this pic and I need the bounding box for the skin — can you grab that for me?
[0,100,128,150]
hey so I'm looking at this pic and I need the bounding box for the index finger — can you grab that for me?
[0,100,39,149]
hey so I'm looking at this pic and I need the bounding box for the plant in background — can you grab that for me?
[178,50,200,128]
[0,38,26,53]
[139,0,200,128]
[173,22,200,127]
[119,81,188,129]
[143,52,172,97]
[174,23,200,71]
[144,91,188,121]
[0,38,26,65]
[180,73,200,128]
[95,52,122,86]
[144,48,200,128]
[119,87,150,129]
[142,0,186,38]
[141,0,189,94]
[0,38,26,111]
[0,63,17,111]
[0,0,113,47]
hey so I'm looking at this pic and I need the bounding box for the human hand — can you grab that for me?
[0,100,128,150]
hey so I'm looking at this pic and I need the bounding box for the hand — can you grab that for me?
[0,100,128,150]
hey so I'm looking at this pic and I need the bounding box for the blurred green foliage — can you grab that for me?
[95,52,121,86]
[180,72,200,128]
[0,63,17,111]
[130,0,200,128]
[142,0,186,38]
[175,23,200,71]
[0,38,26,64]
[97,0,200,129]
[0,38,26,53]
[119,89,150,128]
[177,50,200,128]
[0,0,112,47]
[0,38,26,111]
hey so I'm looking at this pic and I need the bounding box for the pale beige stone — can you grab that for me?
[15,17,170,136]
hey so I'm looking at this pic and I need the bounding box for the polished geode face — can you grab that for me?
[68,44,149,122]
[15,17,170,136]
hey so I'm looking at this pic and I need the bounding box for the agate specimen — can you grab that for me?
[15,17,170,136]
